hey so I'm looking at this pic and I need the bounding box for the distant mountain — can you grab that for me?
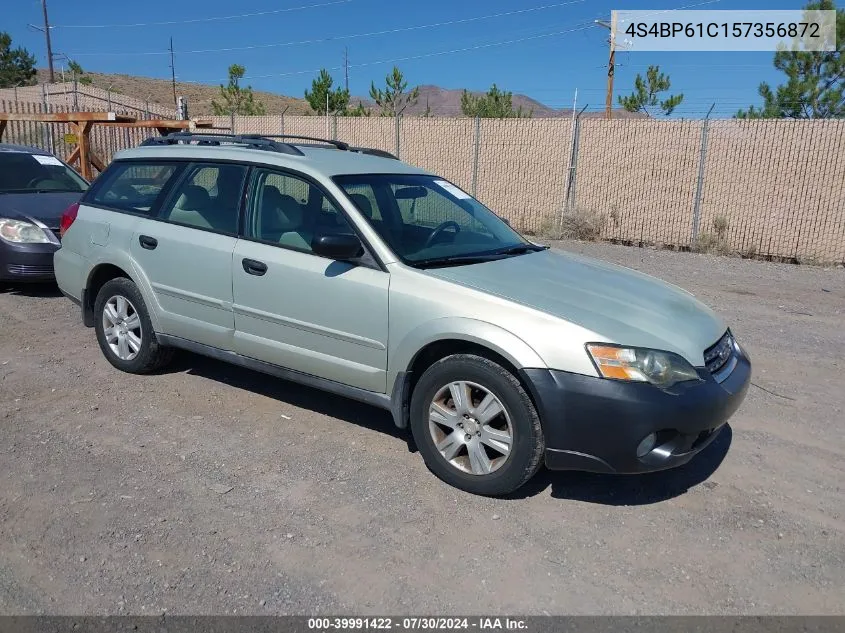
[35,70,642,119]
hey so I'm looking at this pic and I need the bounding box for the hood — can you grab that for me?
[0,191,83,228]
[422,248,726,366]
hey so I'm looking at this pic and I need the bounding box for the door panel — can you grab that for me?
[232,167,389,393]
[232,242,389,392]
[128,162,247,350]
[130,221,238,350]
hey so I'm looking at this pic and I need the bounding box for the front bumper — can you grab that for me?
[0,241,60,281]
[520,347,751,474]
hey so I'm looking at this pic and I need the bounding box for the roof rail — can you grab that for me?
[241,134,349,151]
[141,132,400,161]
[243,135,398,159]
[350,146,399,160]
[140,132,304,156]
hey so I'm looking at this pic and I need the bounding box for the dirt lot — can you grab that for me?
[1,241,844,615]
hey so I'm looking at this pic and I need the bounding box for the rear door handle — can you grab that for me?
[242,258,268,276]
[138,235,158,250]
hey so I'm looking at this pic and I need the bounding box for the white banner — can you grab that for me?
[613,10,837,52]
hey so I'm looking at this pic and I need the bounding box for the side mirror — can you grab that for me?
[312,233,364,260]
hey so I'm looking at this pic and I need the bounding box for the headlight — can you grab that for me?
[0,218,51,244]
[586,344,701,388]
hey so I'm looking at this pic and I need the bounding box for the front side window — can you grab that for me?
[0,152,88,193]
[90,161,179,214]
[159,163,247,233]
[246,169,352,253]
[334,174,538,267]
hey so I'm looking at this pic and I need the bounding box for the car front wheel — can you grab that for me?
[410,354,545,496]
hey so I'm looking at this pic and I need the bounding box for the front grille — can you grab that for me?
[704,331,734,376]
[6,263,55,277]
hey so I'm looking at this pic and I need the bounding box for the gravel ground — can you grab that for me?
[1,241,844,616]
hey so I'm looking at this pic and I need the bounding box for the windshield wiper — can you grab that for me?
[493,243,548,256]
[413,243,547,269]
[412,254,505,269]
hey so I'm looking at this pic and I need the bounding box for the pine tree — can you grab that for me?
[737,0,843,119]
[347,101,370,117]
[68,60,92,85]
[460,84,530,118]
[0,32,37,88]
[211,65,266,116]
[369,67,419,117]
[304,69,350,115]
[618,65,683,116]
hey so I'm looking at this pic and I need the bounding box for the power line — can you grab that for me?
[67,0,587,57]
[221,21,599,83]
[52,0,351,29]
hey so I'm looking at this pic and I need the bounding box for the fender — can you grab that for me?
[387,317,547,428]
[84,253,164,333]
[390,317,547,378]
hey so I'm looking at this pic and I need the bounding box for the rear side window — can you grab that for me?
[89,162,180,214]
[159,163,247,234]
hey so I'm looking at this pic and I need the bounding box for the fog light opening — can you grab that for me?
[636,432,657,458]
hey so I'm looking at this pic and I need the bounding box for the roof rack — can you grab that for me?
[140,132,304,156]
[140,132,399,160]
[350,147,399,160]
[241,134,349,151]
[244,134,398,159]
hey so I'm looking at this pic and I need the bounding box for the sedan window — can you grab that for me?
[0,152,88,193]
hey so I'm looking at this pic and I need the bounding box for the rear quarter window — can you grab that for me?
[88,161,181,214]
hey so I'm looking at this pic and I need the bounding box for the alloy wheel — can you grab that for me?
[102,295,143,361]
[428,380,513,476]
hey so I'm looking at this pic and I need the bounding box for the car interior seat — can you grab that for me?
[168,185,213,229]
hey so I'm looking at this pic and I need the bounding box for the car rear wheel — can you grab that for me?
[93,277,172,374]
[410,354,545,496]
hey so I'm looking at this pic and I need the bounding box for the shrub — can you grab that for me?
[539,206,607,241]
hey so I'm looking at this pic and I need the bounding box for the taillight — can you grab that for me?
[59,202,79,238]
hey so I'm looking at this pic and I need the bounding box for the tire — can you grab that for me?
[410,354,545,496]
[93,277,173,374]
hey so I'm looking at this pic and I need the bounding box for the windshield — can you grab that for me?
[0,152,88,194]
[334,173,536,266]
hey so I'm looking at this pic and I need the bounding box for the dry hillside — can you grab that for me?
[35,70,643,119]
[360,85,644,119]
[37,69,312,116]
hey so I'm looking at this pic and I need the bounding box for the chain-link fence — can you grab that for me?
[3,95,844,263]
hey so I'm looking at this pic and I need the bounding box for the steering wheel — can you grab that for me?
[26,177,48,189]
[423,221,461,249]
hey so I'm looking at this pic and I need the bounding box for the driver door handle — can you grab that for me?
[138,235,158,250]
[242,258,268,276]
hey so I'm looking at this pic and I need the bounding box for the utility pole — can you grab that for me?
[169,37,177,107]
[344,47,349,93]
[41,0,55,83]
[596,11,617,120]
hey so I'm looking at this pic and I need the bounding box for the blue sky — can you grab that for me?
[7,0,809,118]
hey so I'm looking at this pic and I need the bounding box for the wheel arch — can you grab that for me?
[83,260,160,332]
[388,319,547,429]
